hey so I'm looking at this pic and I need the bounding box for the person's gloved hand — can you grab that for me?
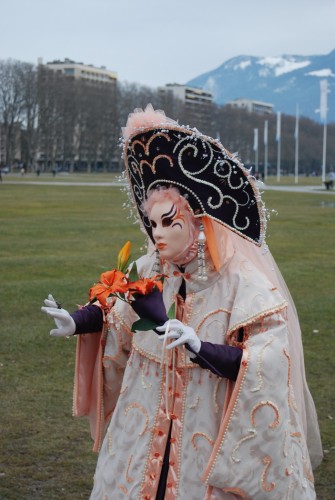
[156,319,201,355]
[41,294,76,337]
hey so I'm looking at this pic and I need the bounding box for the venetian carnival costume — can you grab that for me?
[42,105,322,499]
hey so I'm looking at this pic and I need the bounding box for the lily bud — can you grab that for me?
[117,241,131,272]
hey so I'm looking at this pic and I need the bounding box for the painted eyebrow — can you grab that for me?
[161,204,177,220]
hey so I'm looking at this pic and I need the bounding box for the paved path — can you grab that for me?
[2,179,335,194]
[2,180,122,187]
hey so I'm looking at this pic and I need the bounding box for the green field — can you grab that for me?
[0,181,334,499]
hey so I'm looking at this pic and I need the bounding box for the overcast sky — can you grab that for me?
[1,0,334,87]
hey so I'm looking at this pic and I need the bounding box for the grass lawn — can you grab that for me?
[0,182,334,499]
[265,175,327,186]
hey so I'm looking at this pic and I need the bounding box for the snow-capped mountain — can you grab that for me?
[187,50,335,123]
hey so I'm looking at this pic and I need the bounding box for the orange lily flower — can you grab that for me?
[128,275,163,296]
[89,269,128,307]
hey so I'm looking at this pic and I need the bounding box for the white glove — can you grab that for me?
[41,294,76,337]
[156,319,201,355]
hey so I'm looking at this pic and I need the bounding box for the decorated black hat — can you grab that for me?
[122,104,265,246]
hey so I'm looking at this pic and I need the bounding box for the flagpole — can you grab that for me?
[276,112,281,182]
[322,121,327,183]
[320,80,328,183]
[253,128,259,176]
[264,120,268,181]
[294,105,299,184]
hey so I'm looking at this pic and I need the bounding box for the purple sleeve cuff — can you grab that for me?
[190,341,242,381]
[130,288,168,328]
[71,305,103,334]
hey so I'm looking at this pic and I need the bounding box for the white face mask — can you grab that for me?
[149,200,192,263]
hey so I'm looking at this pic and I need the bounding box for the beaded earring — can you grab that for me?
[197,220,208,281]
[152,250,161,275]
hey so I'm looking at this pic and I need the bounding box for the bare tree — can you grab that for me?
[3,57,334,176]
[37,65,60,171]
[37,65,78,172]
[20,63,38,170]
[0,59,27,167]
[99,82,118,171]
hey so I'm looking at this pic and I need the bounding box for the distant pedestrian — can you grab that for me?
[325,171,334,190]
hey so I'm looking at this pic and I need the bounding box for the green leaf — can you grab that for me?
[119,259,130,273]
[131,318,158,333]
[128,261,139,282]
[167,302,175,319]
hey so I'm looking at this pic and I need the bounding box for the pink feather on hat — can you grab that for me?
[122,103,177,141]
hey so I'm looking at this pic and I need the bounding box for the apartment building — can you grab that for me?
[158,83,214,133]
[40,58,117,86]
[226,98,273,115]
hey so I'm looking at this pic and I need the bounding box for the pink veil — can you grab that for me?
[204,217,323,469]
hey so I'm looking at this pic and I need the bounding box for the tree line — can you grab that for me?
[0,58,334,175]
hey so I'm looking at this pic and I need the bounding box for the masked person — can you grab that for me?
[42,104,322,499]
